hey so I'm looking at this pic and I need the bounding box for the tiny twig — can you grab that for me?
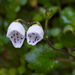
[44,11,75,59]
[45,38,75,59]
[15,19,26,24]
[54,58,74,62]
[45,19,48,34]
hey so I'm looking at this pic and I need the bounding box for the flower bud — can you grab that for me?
[27,24,44,45]
[6,22,26,48]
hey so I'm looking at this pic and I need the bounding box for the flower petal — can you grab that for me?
[27,24,44,45]
[6,22,26,48]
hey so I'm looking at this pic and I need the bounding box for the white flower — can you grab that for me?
[6,22,26,48]
[27,24,44,45]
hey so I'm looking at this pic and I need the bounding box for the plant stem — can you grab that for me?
[45,19,48,38]
[15,19,26,24]
[54,58,74,62]
[44,39,75,59]
[57,0,61,15]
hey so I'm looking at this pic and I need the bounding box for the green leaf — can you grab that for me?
[54,43,63,49]
[72,70,75,75]
[32,13,44,21]
[0,68,7,75]
[72,52,75,56]
[60,7,75,26]
[45,6,58,20]
[63,25,74,33]
[49,28,61,37]
[17,66,26,74]
[38,0,51,8]
[18,0,27,5]
[39,7,46,18]
[25,45,60,73]
[9,68,17,75]
[60,33,75,48]
[31,73,45,75]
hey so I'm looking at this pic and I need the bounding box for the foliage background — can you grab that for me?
[0,0,75,75]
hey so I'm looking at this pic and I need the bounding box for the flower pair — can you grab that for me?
[6,21,44,48]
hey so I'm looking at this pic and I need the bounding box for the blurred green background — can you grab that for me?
[0,0,75,75]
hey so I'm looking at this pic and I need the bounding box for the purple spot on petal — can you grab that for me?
[21,37,23,39]
[29,41,31,43]
[28,34,31,37]
[35,36,37,41]
[32,33,35,35]
[33,41,35,43]
[16,32,18,35]
[14,39,16,43]
[37,39,39,41]
[29,36,31,37]
[17,37,19,38]
[13,34,15,36]
[11,36,13,38]
[17,39,19,41]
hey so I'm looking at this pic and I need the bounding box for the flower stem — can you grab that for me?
[45,19,49,38]
[15,19,28,30]
[15,19,26,24]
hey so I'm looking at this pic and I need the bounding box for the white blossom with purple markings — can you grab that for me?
[27,24,44,45]
[6,22,26,48]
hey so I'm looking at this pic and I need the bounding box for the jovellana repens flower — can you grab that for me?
[27,23,44,45]
[6,21,26,48]
[6,20,44,48]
